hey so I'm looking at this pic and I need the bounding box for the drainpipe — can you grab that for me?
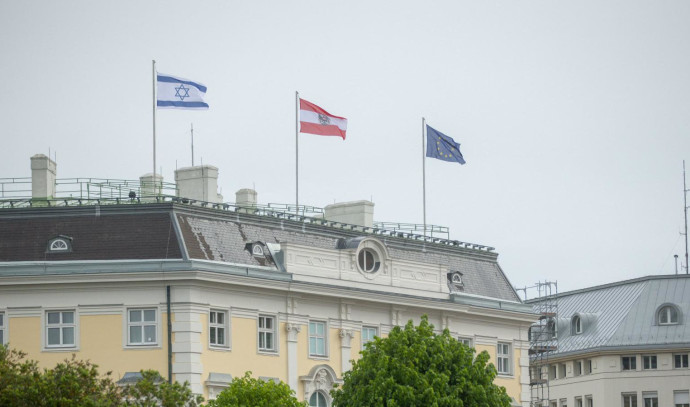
[167,285,173,384]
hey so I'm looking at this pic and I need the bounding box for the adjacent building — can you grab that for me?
[528,275,690,407]
[0,154,535,405]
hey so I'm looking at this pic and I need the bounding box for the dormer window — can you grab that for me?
[46,236,72,253]
[658,305,680,325]
[358,249,379,273]
[252,244,265,257]
[573,315,582,334]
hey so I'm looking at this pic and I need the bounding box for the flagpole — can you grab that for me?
[295,91,300,216]
[152,60,157,195]
[422,117,427,238]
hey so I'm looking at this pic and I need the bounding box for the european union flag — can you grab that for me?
[426,125,466,165]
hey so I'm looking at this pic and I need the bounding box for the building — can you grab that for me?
[0,154,535,405]
[527,275,690,407]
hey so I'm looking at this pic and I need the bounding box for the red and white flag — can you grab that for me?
[299,99,347,139]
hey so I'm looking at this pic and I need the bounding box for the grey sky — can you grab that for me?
[2,1,689,295]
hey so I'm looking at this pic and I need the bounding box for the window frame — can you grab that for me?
[574,360,582,376]
[308,320,328,358]
[209,309,230,349]
[622,393,638,407]
[126,308,158,347]
[642,392,658,407]
[642,355,657,370]
[496,342,511,375]
[457,336,473,348]
[45,309,77,349]
[585,395,593,407]
[558,363,567,379]
[657,304,680,325]
[309,390,329,407]
[573,315,582,334]
[674,390,690,407]
[361,326,378,349]
[257,314,277,354]
[621,355,637,371]
[584,359,592,374]
[674,353,689,369]
[574,397,583,407]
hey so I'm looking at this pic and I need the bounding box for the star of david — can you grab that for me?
[174,83,190,101]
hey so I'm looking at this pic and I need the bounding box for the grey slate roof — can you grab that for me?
[530,275,690,356]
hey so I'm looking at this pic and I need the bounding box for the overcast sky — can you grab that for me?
[2,1,689,296]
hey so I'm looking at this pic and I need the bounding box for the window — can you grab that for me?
[622,393,638,407]
[357,248,380,273]
[585,395,593,407]
[642,392,658,407]
[558,363,566,379]
[674,353,689,368]
[309,321,327,357]
[621,356,636,371]
[458,336,472,348]
[675,390,690,407]
[574,360,582,376]
[642,355,657,370]
[252,244,264,256]
[575,397,583,407]
[209,310,228,347]
[362,326,377,348]
[584,359,592,374]
[46,310,75,348]
[658,305,679,325]
[550,402,557,407]
[309,391,328,407]
[0,312,4,345]
[547,318,557,339]
[559,399,567,407]
[128,309,157,345]
[548,365,557,380]
[497,342,511,374]
[573,315,582,334]
[258,315,276,352]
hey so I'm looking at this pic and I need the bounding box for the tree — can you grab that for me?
[0,345,203,407]
[331,316,512,407]
[121,370,203,407]
[208,372,307,407]
[0,345,121,407]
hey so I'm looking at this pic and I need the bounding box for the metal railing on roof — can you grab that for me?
[0,177,494,252]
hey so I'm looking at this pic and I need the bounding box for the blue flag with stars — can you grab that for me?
[157,73,209,109]
[426,125,465,164]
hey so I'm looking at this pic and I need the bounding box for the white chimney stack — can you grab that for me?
[175,165,222,203]
[31,154,56,200]
[324,200,374,228]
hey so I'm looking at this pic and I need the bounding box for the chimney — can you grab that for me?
[324,200,374,228]
[139,173,164,199]
[235,188,257,212]
[31,154,57,200]
[175,165,222,203]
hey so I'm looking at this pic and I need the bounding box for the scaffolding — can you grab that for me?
[517,281,558,407]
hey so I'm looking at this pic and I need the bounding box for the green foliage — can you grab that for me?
[0,345,121,407]
[0,345,203,407]
[121,370,203,407]
[208,372,307,407]
[331,316,512,407]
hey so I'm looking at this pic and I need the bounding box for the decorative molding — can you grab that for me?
[339,329,354,348]
[285,323,302,342]
[300,364,343,403]
[231,307,259,319]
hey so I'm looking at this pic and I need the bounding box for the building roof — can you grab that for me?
[0,202,522,303]
[529,275,690,356]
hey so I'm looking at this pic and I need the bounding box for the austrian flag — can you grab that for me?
[299,99,347,139]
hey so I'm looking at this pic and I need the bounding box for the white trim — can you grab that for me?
[0,310,6,345]
[209,308,231,350]
[257,314,279,355]
[308,319,329,359]
[122,306,162,349]
[497,341,512,376]
[43,308,79,351]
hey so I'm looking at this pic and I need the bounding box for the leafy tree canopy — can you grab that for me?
[0,345,202,407]
[331,315,512,407]
[208,372,306,407]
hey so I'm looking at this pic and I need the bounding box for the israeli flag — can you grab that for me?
[157,73,209,109]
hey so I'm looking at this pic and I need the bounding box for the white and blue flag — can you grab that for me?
[156,73,209,109]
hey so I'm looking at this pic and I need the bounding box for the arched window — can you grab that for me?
[658,305,679,325]
[47,236,72,253]
[50,239,68,251]
[309,391,328,407]
[357,248,380,273]
[572,316,582,334]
